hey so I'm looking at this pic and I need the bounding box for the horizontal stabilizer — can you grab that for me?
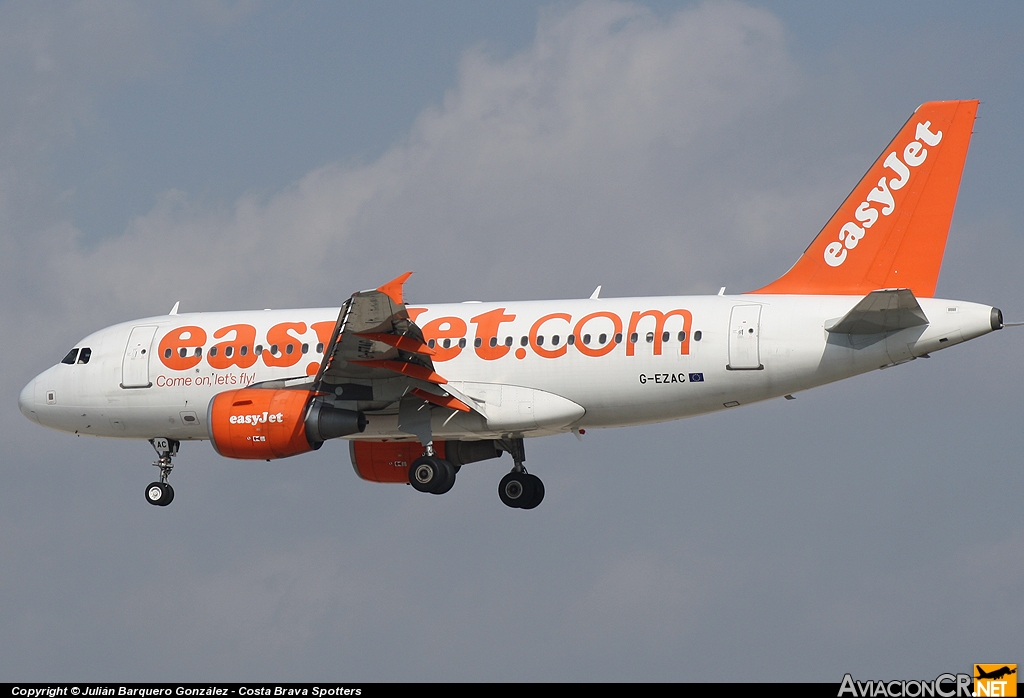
[826,288,929,335]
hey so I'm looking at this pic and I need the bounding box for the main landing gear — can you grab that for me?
[408,452,458,495]
[497,437,544,510]
[145,437,178,507]
[404,436,545,509]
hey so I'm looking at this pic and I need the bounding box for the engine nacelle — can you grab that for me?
[350,441,442,483]
[209,389,365,460]
[350,439,503,483]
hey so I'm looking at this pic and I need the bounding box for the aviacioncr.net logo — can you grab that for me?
[838,673,972,698]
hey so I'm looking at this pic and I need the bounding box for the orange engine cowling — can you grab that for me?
[350,439,504,483]
[208,388,366,460]
[349,441,446,483]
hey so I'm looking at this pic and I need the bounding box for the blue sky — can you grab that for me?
[2,1,1022,681]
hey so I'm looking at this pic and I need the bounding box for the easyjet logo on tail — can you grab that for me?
[824,121,943,267]
[747,99,976,297]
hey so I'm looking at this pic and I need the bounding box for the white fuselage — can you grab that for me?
[19,294,996,444]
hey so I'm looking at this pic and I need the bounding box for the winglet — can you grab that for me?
[377,272,413,305]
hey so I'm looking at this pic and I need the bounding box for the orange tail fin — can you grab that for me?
[751,100,978,296]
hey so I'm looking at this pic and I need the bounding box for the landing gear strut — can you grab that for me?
[145,437,178,507]
[497,437,544,509]
[402,395,458,496]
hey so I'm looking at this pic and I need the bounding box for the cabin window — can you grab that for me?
[162,348,171,360]
[662,332,670,342]
[77,348,92,364]
[567,334,575,345]
[629,333,638,344]
[286,344,294,355]
[474,338,482,348]
[458,338,466,348]
[583,334,592,345]
[316,342,324,353]
[270,344,279,355]
[301,343,309,354]
[179,348,188,358]
[240,345,248,356]
[428,339,436,349]
[646,332,655,343]
[598,334,606,344]
[489,337,497,347]
[520,336,528,347]
[693,330,702,341]
[194,347,202,357]
[537,336,545,346]
[255,345,263,355]
[504,337,513,347]
[552,335,560,346]
[225,346,234,358]
[209,346,218,357]
[443,339,451,349]
[677,331,686,342]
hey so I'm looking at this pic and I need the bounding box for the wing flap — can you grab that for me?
[310,273,485,419]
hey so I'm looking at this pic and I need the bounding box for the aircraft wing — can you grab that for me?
[825,288,929,335]
[311,273,477,414]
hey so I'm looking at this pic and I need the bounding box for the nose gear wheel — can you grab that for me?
[145,482,174,506]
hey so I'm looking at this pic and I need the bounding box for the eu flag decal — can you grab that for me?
[688,373,704,382]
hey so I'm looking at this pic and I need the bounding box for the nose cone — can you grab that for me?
[19,376,40,423]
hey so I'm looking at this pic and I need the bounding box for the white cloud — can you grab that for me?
[2,0,801,354]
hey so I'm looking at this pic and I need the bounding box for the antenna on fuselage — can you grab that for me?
[168,301,180,315]
[589,286,602,300]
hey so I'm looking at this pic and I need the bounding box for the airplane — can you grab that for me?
[975,666,1016,681]
[18,99,1005,510]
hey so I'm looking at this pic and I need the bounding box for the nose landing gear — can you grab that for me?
[145,437,178,507]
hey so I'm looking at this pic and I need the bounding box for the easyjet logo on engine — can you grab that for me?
[229,411,285,425]
[824,120,943,267]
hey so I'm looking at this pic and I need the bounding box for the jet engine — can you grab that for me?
[208,388,365,460]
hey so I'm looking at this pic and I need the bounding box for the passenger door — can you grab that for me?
[121,325,158,388]
[727,305,762,370]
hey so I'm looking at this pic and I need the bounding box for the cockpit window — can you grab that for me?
[61,348,79,365]
[77,347,92,364]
